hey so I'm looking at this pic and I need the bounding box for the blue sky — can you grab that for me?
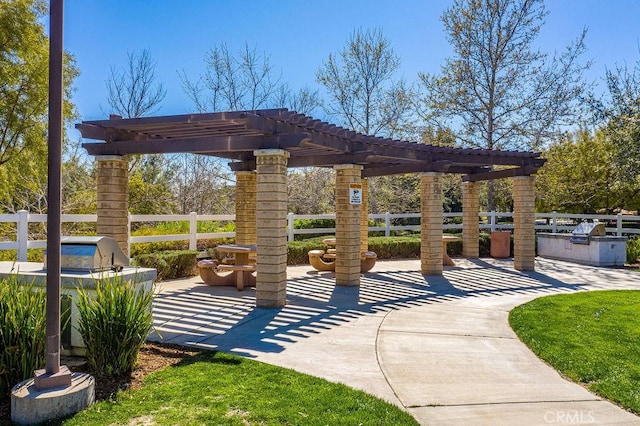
[64,0,640,137]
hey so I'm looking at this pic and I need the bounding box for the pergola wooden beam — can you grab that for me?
[462,165,540,182]
[76,109,547,176]
[82,133,311,156]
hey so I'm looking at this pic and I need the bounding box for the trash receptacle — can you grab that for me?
[490,231,511,258]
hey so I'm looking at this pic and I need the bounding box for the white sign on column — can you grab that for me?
[349,183,362,205]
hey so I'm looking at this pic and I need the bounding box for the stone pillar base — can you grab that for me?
[11,373,95,425]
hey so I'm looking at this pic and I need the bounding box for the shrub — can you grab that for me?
[133,250,199,280]
[369,236,421,258]
[0,275,46,397]
[626,236,640,264]
[287,237,330,264]
[479,232,492,256]
[75,275,155,377]
[0,248,44,262]
[130,240,189,257]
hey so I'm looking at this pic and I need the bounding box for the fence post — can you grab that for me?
[189,212,198,250]
[490,211,496,232]
[17,210,28,262]
[287,212,295,242]
[385,212,391,237]
[552,211,557,233]
[617,213,623,236]
[127,213,132,257]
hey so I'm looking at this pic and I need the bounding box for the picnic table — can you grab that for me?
[216,244,257,290]
[197,244,257,290]
[308,238,377,273]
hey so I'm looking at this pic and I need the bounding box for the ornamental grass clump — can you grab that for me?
[76,275,155,377]
[0,275,46,397]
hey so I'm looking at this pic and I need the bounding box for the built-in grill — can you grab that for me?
[569,221,606,245]
[44,236,129,272]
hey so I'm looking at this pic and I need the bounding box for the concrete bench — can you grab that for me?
[308,249,377,273]
[216,264,257,290]
[197,260,235,286]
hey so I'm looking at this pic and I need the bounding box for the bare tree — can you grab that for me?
[316,27,414,139]
[317,27,416,214]
[588,56,640,183]
[178,43,324,214]
[419,0,589,209]
[287,168,335,214]
[274,85,322,116]
[105,49,178,214]
[106,49,166,118]
[180,43,284,112]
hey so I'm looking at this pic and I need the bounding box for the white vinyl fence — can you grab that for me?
[2,210,639,261]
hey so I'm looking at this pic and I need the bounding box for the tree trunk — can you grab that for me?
[487,180,495,212]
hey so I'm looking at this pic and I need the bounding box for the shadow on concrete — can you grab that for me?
[149,258,593,358]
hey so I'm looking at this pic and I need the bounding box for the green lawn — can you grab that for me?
[509,290,640,414]
[63,351,418,425]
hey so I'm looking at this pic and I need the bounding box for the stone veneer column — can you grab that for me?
[513,176,536,271]
[334,164,363,286]
[462,181,480,258]
[234,171,257,245]
[255,150,289,307]
[420,172,443,275]
[360,178,369,254]
[96,155,129,256]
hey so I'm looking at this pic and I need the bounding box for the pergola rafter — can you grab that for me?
[77,108,546,181]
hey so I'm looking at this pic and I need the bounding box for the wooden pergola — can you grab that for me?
[77,108,545,307]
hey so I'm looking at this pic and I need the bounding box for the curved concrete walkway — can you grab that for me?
[150,258,640,425]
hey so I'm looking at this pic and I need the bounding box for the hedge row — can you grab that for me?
[131,233,517,279]
[270,233,508,265]
[132,250,199,281]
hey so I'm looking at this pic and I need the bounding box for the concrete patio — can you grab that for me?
[148,257,640,425]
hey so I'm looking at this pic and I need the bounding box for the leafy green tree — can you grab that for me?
[0,0,78,212]
[129,155,178,215]
[535,131,636,213]
[419,0,589,209]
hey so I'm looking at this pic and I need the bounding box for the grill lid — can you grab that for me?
[571,221,606,237]
[45,236,129,272]
[569,221,606,245]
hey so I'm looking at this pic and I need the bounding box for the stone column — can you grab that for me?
[255,150,289,307]
[96,155,129,256]
[420,172,443,275]
[513,176,536,271]
[234,171,257,246]
[334,164,363,286]
[462,181,480,258]
[360,178,369,254]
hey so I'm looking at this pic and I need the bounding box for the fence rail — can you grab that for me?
[3,210,639,261]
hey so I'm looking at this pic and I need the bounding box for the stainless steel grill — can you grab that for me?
[569,221,606,245]
[45,236,129,272]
